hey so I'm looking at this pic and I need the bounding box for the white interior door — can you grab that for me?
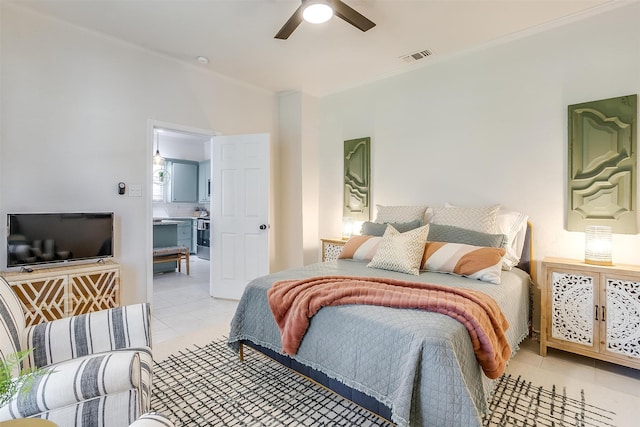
[211,133,269,299]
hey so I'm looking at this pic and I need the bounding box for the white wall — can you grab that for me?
[318,3,640,272]
[276,92,304,269]
[275,91,320,270]
[300,93,320,265]
[0,5,277,304]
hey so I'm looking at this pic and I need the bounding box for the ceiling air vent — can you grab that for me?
[400,49,434,63]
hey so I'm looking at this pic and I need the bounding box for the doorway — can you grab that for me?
[148,122,224,344]
[146,122,271,344]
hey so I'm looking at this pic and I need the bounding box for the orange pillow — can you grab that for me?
[338,235,382,261]
[421,242,506,284]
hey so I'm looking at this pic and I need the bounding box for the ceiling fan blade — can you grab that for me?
[331,0,376,32]
[275,5,304,39]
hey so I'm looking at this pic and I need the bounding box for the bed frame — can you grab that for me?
[239,222,534,422]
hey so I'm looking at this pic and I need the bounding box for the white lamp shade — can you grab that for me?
[303,2,334,24]
[585,225,612,266]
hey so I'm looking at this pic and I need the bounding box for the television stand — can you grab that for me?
[1,260,120,326]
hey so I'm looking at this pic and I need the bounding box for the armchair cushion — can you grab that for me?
[0,351,142,420]
[27,389,142,426]
[0,276,26,373]
[23,303,151,368]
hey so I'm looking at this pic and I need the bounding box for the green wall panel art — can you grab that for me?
[568,94,637,234]
[344,137,371,222]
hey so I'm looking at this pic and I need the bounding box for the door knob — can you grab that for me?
[259,224,268,230]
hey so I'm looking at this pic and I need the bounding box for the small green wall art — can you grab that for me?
[344,137,371,222]
[568,94,637,234]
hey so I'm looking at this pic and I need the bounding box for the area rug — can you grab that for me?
[486,374,615,426]
[151,339,616,426]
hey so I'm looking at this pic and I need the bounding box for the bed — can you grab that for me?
[228,206,532,427]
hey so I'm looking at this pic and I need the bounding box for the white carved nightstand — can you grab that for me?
[540,257,640,369]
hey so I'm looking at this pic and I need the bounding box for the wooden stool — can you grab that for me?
[152,246,190,275]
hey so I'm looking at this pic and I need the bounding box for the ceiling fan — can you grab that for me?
[275,0,376,40]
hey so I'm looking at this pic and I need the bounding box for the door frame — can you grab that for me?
[146,119,219,303]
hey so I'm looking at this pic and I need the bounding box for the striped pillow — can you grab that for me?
[421,242,506,284]
[0,351,142,419]
[338,235,382,261]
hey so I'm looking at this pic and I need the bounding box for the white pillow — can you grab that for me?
[374,205,427,224]
[495,209,529,270]
[367,224,430,275]
[431,205,500,233]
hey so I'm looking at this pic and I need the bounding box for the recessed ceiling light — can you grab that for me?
[196,56,209,65]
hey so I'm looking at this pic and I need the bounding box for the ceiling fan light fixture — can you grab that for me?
[303,1,333,24]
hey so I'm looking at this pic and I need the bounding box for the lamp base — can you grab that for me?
[585,259,613,266]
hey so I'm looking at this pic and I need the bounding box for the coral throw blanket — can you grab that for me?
[267,275,511,379]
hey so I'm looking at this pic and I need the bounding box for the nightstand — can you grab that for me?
[540,257,640,369]
[320,238,347,262]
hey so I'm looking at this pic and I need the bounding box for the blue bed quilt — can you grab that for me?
[228,260,530,427]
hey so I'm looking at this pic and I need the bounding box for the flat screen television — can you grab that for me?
[7,212,114,268]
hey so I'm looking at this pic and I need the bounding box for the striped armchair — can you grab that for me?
[0,275,174,427]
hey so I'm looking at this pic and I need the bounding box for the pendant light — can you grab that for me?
[153,130,165,166]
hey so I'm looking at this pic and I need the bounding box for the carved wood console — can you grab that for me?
[1,261,120,326]
[540,257,640,369]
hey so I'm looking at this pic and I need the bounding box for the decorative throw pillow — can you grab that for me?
[431,205,500,233]
[367,224,430,275]
[374,205,428,224]
[421,242,506,285]
[361,220,423,236]
[338,235,382,261]
[427,223,507,248]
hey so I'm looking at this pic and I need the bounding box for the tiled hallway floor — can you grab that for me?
[151,256,238,345]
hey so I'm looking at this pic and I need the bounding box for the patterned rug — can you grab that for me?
[151,339,616,426]
[486,374,615,426]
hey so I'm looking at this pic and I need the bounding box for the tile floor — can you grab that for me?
[151,256,238,350]
[152,260,640,426]
[505,339,640,426]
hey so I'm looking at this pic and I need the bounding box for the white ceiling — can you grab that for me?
[9,0,619,97]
